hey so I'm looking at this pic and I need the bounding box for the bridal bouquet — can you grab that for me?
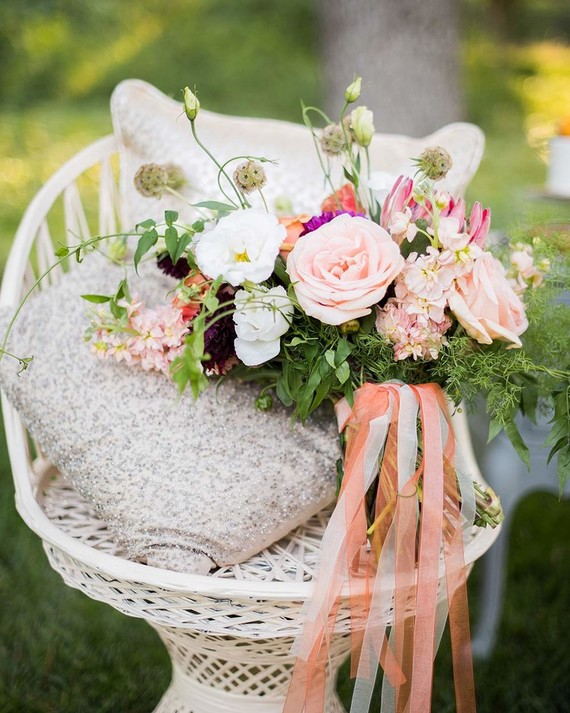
[3,77,569,713]
[81,81,567,489]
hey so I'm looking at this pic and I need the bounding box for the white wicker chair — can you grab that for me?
[1,132,501,713]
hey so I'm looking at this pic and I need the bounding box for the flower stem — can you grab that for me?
[189,120,247,209]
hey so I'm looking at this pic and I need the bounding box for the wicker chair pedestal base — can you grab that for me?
[151,626,350,713]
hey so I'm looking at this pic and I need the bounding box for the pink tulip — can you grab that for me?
[468,202,491,247]
[381,176,414,229]
[441,196,466,229]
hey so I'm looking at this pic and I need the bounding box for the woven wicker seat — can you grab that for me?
[1,128,501,713]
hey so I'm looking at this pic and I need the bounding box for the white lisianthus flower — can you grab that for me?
[350,106,375,147]
[233,285,294,366]
[195,209,286,287]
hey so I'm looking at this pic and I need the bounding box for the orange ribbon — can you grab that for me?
[284,382,476,713]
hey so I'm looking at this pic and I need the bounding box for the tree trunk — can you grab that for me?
[318,0,462,137]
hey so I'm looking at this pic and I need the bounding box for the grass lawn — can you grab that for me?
[1,9,570,711]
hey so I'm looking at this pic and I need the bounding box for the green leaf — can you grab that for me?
[134,228,158,273]
[318,358,333,378]
[164,210,179,226]
[276,377,294,407]
[204,291,220,313]
[55,246,70,258]
[115,278,130,302]
[557,445,570,494]
[335,338,352,365]
[173,232,192,264]
[287,337,311,347]
[400,232,431,260]
[324,350,336,368]
[546,436,566,465]
[191,219,206,233]
[109,300,127,320]
[273,257,291,287]
[81,294,111,304]
[165,226,179,261]
[343,166,356,186]
[487,416,503,443]
[503,418,530,469]
[192,200,237,212]
[354,152,361,173]
[136,218,156,230]
[335,361,350,384]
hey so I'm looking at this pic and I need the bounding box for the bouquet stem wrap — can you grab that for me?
[284,382,477,713]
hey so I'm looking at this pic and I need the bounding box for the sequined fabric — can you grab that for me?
[0,257,339,574]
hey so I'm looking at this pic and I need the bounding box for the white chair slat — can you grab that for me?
[98,157,119,236]
[37,221,64,286]
[63,182,91,258]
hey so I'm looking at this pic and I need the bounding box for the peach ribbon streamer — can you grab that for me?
[284,382,477,713]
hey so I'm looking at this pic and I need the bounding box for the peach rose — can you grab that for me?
[447,252,528,347]
[278,214,311,257]
[287,214,404,325]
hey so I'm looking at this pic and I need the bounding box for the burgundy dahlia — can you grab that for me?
[157,252,191,280]
[203,287,237,375]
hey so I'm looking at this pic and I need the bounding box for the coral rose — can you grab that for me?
[321,183,365,214]
[287,214,404,325]
[447,252,528,347]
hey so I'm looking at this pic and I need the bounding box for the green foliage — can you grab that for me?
[546,386,570,492]
[170,276,224,398]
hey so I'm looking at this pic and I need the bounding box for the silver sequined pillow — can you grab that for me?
[0,257,339,574]
[111,79,485,229]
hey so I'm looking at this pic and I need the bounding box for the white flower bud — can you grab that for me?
[183,86,200,121]
[345,76,362,103]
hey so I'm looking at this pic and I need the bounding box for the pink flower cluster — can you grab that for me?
[507,242,550,294]
[375,176,528,358]
[376,301,452,361]
[89,297,188,374]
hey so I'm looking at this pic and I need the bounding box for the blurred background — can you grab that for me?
[0,1,569,711]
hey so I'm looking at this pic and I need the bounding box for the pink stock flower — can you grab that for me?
[507,243,548,294]
[447,252,528,347]
[388,208,418,244]
[403,247,455,300]
[468,202,491,247]
[129,311,165,354]
[375,300,451,361]
[287,214,404,325]
[88,298,188,376]
[437,217,483,275]
[395,279,447,323]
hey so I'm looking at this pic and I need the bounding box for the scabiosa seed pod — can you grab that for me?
[233,160,267,194]
[319,123,347,156]
[134,163,186,198]
[414,146,453,181]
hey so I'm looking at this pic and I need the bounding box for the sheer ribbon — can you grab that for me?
[284,382,476,713]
